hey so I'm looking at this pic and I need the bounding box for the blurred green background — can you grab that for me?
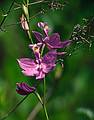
[0,0,94,120]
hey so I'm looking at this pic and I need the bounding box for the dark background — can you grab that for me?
[0,0,94,120]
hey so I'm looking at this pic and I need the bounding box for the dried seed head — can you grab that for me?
[48,0,66,10]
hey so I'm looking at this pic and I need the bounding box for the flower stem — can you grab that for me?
[43,77,46,103]
[43,78,49,120]
[14,0,46,10]
[34,91,43,105]
[0,95,28,120]
[22,1,33,43]
[41,44,45,56]
[43,103,49,120]
[27,30,33,43]
[34,78,49,120]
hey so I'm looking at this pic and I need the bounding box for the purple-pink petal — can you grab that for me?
[42,50,57,73]
[59,40,72,48]
[38,22,49,36]
[38,22,47,29]
[17,58,38,76]
[36,71,45,80]
[57,52,67,55]
[29,43,42,50]
[43,64,56,73]
[29,43,42,61]
[32,31,43,42]
[42,50,57,64]
[17,50,57,80]
[44,33,71,49]
[44,33,61,48]
[16,82,36,95]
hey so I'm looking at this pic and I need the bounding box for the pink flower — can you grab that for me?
[17,44,57,80]
[32,22,71,50]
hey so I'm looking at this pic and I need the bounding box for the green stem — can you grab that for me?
[14,0,46,10]
[27,30,33,43]
[22,1,33,43]
[43,78,49,120]
[27,0,29,5]
[0,0,15,29]
[0,95,28,120]
[34,91,43,105]
[3,10,43,28]
[26,0,33,44]
[41,44,45,56]
[43,77,46,103]
[34,80,49,120]
[43,104,49,120]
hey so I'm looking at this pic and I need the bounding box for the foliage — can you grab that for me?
[0,0,94,120]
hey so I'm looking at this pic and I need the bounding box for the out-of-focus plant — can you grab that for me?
[0,0,94,120]
[77,108,94,120]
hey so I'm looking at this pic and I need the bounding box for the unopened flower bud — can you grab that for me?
[22,4,29,19]
[38,22,49,36]
[16,82,36,96]
[20,14,29,30]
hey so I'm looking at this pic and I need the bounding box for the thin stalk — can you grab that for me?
[27,0,29,5]
[43,104,49,120]
[28,0,44,6]
[43,77,46,103]
[14,2,21,7]
[22,1,33,43]
[34,91,43,105]
[0,0,15,29]
[41,44,45,56]
[34,79,49,120]
[0,95,28,120]
[27,30,33,43]
[3,10,43,28]
[14,0,48,10]
[43,78,49,120]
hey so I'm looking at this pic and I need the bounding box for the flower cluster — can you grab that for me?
[16,22,71,95]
